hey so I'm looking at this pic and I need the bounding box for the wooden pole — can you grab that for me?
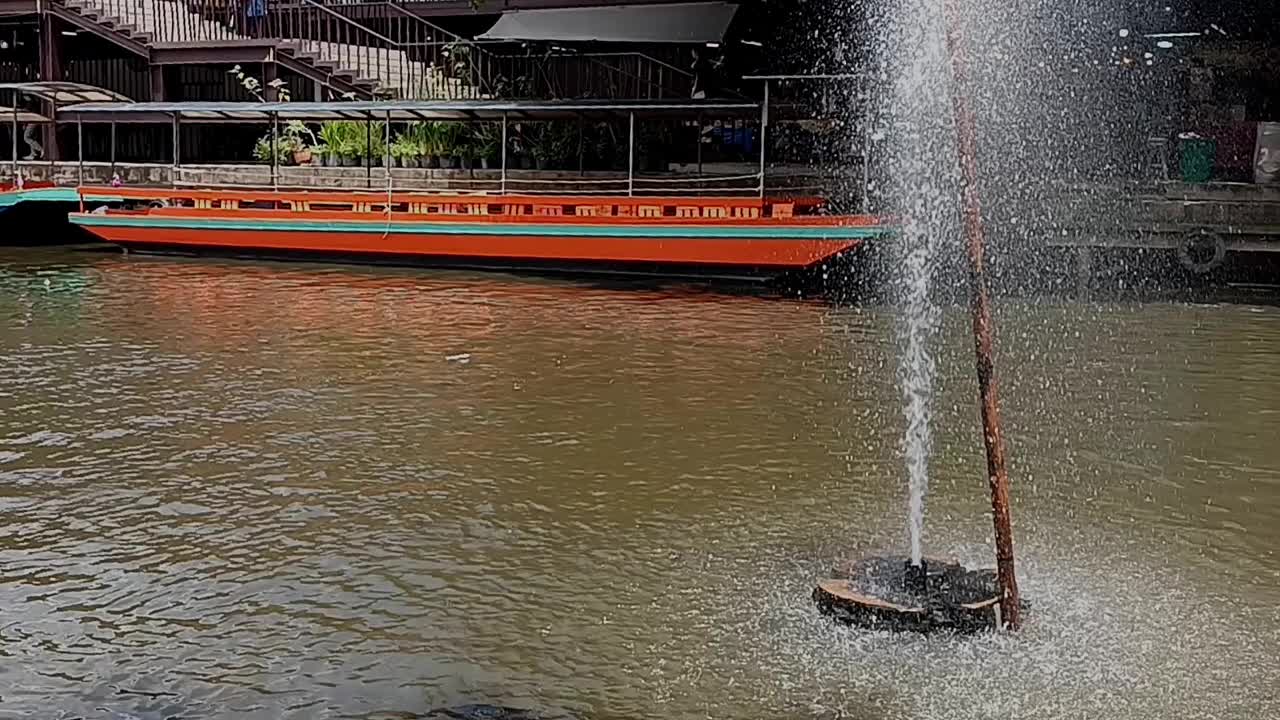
[943,0,1021,630]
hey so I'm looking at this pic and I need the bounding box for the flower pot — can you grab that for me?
[479,157,492,170]
[535,157,549,171]
[342,156,359,167]
[440,156,457,170]
[426,155,441,169]
[519,156,534,170]
[293,148,313,165]
[460,156,473,171]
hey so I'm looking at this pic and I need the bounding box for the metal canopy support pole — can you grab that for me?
[110,121,116,177]
[76,117,83,187]
[862,93,872,214]
[758,80,769,201]
[171,114,179,188]
[384,110,391,192]
[696,111,703,176]
[48,90,56,170]
[500,112,508,195]
[270,112,279,191]
[943,0,1021,631]
[49,90,56,172]
[627,111,635,197]
[365,113,373,189]
[11,96,17,183]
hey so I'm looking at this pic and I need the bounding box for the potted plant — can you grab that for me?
[457,132,475,171]
[529,122,573,171]
[472,123,500,170]
[283,120,317,165]
[444,41,474,83]
[404,122,436,169]
[252,133,296,166]
[366,122,387,168]
[391,132,418,168]
[319,122,359,168]
[437,123,461,169]
[341,138,361,167]
[419,123,440,169]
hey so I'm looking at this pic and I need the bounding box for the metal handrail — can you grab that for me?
[588,52,695,80]
[58,0,696,100]
[266,0,404,98]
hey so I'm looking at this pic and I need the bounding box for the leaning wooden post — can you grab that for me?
[942,0,1021,630]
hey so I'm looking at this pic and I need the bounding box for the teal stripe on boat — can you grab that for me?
[0,188,126,208]
[70,214,890,240]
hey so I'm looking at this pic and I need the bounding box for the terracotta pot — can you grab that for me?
[293,148,312,165]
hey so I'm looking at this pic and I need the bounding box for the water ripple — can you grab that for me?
[0,253,1278,718]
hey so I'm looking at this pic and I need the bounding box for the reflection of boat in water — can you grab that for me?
[92,257,834,358]
[68,187,889,283]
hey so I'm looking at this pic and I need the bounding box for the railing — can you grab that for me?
[268,0,409,97]
[66,0,251,44]
[62,0,700,100]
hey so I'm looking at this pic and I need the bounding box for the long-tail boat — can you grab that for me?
[27,98,892,281]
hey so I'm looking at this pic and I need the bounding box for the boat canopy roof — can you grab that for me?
[57,99,763,124]
[1,106,53,123]
[0,82,133,105]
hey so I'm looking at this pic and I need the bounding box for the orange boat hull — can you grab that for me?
[68,190,892,280]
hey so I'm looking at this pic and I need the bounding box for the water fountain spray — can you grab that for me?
[813,0,1023,633]
[942,0,1022,631]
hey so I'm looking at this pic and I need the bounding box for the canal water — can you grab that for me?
[2,248,1278,720]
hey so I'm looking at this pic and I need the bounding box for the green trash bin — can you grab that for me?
[1179,136,1217,183]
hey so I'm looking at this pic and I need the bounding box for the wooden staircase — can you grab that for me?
[47,0,482,100]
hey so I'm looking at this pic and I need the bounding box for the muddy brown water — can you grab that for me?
[2,249,1278,719]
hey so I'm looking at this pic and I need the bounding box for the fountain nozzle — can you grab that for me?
[904,559,929,596]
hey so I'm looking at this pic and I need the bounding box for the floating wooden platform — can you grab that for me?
[813,557,1005,633]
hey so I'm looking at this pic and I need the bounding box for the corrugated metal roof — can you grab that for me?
[56,99,761,123]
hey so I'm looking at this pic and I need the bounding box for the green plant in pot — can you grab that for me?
[367,122,387,168]
[457,132,477,171]
[318,121,356,167]
[392,130,427,169]
[529,122,574,171]
[527,124,550,170]
[412,122,442,169]
[444,41,475,83]
[283,120,317,165]
[437,123,462,170]
[471,123,500,170]
[252,133,298,166]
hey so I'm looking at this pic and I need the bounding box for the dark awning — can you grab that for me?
[477,2,739,43]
